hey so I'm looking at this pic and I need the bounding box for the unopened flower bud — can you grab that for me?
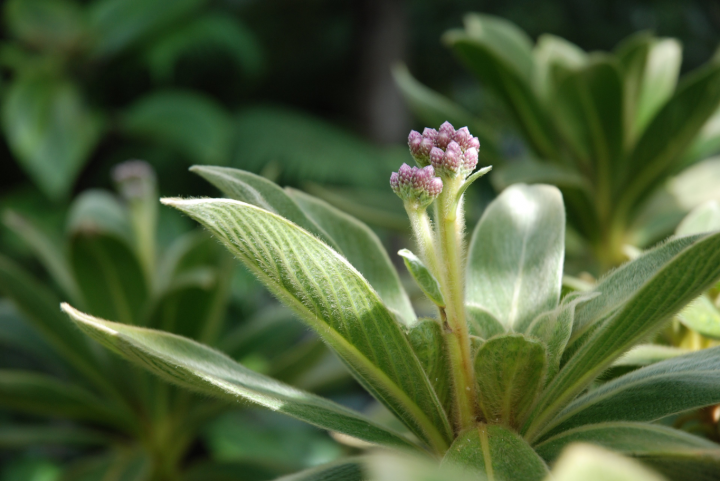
[427,177,443,196]
[422,128,438,143]
[436,121,456,149]
[443,141,462,173]
[429,147,445,170]
[408,130,423,155]
[467,136,480,151]
[453,127,471,150]
[390,163,443,209]
[463,148,478,171]
[404,122,483,181]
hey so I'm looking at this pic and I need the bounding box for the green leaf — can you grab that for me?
[367,452,483,481]
[286,188,416,326]
[466,184,565,331]
[161,198,450,450]
[535,422,720,481]
[88,0,205,57]
[121,91,233,166]
[676,200,720,235]
[62,304,420,452]
[474,334,547,427]
[398,249,444,307]
[528,257,720,441]
[5,0,86,51]
[0,425,112,448]
[407,319,450,414]
[677,295,720,340]
[0,300,66,368]
[140,199,452,449]
[466,304,505,339]
[441,424,549,480]
[623,62,720,209]
[146,14,263,82]
[491,159,587,191]
[612,344,689,368]
[274,459,364,481]
[532,34,587,101]
[1,73,103,199]
[667,157,720,212]
[527,292,598,382]
[0,370,127,429]
[550,443,669,481]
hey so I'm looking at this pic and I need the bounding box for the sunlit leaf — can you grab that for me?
[550,443,668,481]
[397,249,444,307]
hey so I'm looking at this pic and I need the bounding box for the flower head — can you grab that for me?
[407,121,481,178]
[390,163,443,209]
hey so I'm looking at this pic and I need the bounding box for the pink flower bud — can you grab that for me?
[422,128,438,143]
[408,130,423,156]
[398,163,413,186]
[429,147,445,170]
[453,127,471,150]
[436,121,455,149]
[419,137,434,156]
[467,136,480,151]
[390,172,400,193]
[427,177,443,196]
[463,148,478,171]
[443,141,462,172]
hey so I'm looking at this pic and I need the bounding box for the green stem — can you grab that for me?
[434,181,478,432]
[407,208,441,279]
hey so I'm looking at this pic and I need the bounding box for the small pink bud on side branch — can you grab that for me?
[390,163,443,209]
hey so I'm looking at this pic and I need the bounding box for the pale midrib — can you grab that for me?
[478,425,495,481]
[197,205,450,451]
[508,220,530,329]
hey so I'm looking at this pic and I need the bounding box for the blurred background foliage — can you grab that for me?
[2,0,720,479]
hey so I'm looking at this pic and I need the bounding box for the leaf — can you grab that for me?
[5,0,86,51]
[407,319,450,413]
[532,34,587,101]
[525,231,720,441]
[491,159,587,191]
[623,62,720,210]
[161,198,452,451]
[391,63,500,160]
[676,200,720,235]
[0,300,66,368]
[0,425,112,448]
[677,295,720,340]
[1,73,103,199]
[533,329,720,442]
[535,423,720,481]
[667,157,720,211]
[367,452,483,481]
[612,344,690,368]
[88,0,205,57]
[527,292,598,382]
[274,458,364,481]
[550,443,669,481]
[466,184,565,331]
[62,304,420,452]
[444,15,557,159]
[398,249,444,307]
[441,424,549,480]
[466,304,505,339]
[146,14,264,82]
[286,188,416,325]
[2,210,79,302]
[121,91,233,166]
[0,370,127,428]
[474,334,547,427]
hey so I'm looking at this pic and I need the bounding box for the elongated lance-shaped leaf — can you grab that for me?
[466,304,505,339]
[676,200,720,236]
[532,34,587,101]
[61,304,421,452]
[441,424,549,481]
[398,249,444,307]
[160,198,452,451]
[287,188,416,325]
[474,334,547,427]
[524,231,720,442]
[538,346,720,440]
[535,422,720,481]
[275,458,364,481]
[677,295,720,340]
[0,425,113,449]
[467,184,565,331]
[550,443,669,481]
[407,319,451,414]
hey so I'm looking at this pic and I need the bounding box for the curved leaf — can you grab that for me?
[532,34,587,101]
[677,295,720,340]
[550,443,668,481]
[62,304,420,452]
[676,200,720,236]
[398,249,444,307]
[407,319,450,413]
[466,304,505,339]
[274,458,364,481]
[467,184,565,331]
[161,198,452,451]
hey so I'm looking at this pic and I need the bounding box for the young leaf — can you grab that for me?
[466,304,505,339]
[407,319,451,413]
[538,346,720,440]
[550,443,668,481]
[474,334,547,427]
[61,304,420,452]
[467,184,565,331]
[287,188,416,325]
[676,295,720,340]
[525,231,720,441]
[398,249,445,307]
[160,198,452,451]
[441,424,549,481]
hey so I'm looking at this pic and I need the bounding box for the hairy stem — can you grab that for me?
[434,181,478,431]
[407,208,441,279]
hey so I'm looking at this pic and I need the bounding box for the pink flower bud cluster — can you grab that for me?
[408,122,480,177]
[390,163,443,208]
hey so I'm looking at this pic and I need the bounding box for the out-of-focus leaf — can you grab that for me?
[367,452,482,481]
[1,74,103,199]
[5,0,85,51]
[397,249,444,307]
[532,34,586,101]
[474,334,546,426]
[160,198,452,451]
[274,459,364,481]
[540,346,720,439]
[60,448,151,481]
[0,300,66,368]
[88,0,205,57]
[441,424,549,480]
[0,425,112,448]
[611,344,689,367]
[181,460,281,481]
[491,159,587,191]
[407,319,450,413]
[467,184,565,331]
[667,157,720,211]
[466,304,505,339]
[62,304,421,452]
[121,91,232,166]
[682,107,720,164]
[525,233,720,442]
[676,200,720,235]
[677,295,720,340]
[550,443,668,481]
[287,188,416,326]
[147,14,263,82]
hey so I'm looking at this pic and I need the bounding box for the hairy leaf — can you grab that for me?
[398,249,444,307]
[160,198,452,451]
[551,443,668,481]
[62,305,420,452]
[467,184,565,331]
[677,295,720,340]
[407,319,450,413]
[466,304,505,339]
[274,458,364,481]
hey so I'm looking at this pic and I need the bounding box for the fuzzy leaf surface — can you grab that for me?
[398,249,444,307]
[161,198,451,451]
[466,304,505,339]
[467,184,565,331]
[62,305,419,451]
[407,319,450,413]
